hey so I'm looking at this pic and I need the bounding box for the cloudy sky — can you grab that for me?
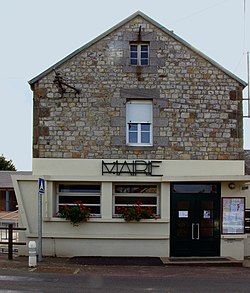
[0,0,249,170]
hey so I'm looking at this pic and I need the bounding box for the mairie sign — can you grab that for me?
[38,178,45,193]
[102,160,162,176]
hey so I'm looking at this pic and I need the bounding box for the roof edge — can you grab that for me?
[28,10,247,88]
[139,12,247,87]
[29,11,145,86]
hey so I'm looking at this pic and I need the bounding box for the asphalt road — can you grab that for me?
[0,265,250,292]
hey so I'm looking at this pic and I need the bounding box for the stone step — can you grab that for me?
[161,257,243,267]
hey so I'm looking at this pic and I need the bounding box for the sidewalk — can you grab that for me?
[0,254,248,274]
[0,255,78,273]
[0,255,166,274]
[0,255,171,277]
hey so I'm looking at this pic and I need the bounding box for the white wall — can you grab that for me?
[12,159,250,259]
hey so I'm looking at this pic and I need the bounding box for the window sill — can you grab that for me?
[45,217,169,223]
[124,145,155,152]
[126,144,153,147]
[129,64,149,67]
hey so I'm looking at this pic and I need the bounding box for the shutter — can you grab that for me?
[126,101,152,123]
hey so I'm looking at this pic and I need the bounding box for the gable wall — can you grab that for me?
[32,16,243,160]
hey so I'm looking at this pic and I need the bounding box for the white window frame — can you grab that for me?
[126,100,153,146]
[130,43,149,66]
[56,183,101,218]
[112,184,160,218]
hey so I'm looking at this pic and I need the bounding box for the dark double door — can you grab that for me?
[170,183,221,257]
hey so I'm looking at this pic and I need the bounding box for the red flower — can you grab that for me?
[59,202,91,226]
[119,202,158,222]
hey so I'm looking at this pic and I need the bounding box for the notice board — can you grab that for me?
[222,197,245,234]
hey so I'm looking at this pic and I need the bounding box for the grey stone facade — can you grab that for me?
[30,12,246,161]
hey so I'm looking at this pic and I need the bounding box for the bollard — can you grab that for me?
[28,241,37,267]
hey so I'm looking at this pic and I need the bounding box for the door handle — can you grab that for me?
[192,223,199,240]
[192,223,195,240]
[196,223,200,240]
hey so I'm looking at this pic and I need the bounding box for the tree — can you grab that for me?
[0,154,16,171]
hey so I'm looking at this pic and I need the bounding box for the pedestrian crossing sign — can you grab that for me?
[38,178,45,193]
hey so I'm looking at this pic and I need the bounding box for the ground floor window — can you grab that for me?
[113,184,160,217]
[56,183,101,217]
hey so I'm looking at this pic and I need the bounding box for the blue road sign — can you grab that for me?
[38,178,45,193]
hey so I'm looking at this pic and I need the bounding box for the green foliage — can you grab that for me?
[59,201,91,226]
[118,201,158,222]
[0,154,16,171]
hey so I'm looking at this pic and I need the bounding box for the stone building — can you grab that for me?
[13,11,250,260]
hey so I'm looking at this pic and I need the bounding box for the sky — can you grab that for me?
[0,0,249,171]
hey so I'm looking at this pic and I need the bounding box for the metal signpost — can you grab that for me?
[38,178,45,262]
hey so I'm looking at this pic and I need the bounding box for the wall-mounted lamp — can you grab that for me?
[228,182,236,190]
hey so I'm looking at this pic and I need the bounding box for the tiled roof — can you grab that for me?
[0,171,32,188]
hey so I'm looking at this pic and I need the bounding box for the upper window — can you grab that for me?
[126,100,153,146]
[130,43,149,65]
[56,184,101,217]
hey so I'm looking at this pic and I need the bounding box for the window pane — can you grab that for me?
[115,196,157,205]
[129,132,137,143]
[115,185,157,193]
[141,123,151,144]
[141,132,150,143]
[128,123,138,143]
[141,52,148,58]
[89,206,100,214]
[130,59,137,65]
[115,205,157,215]
[130,52,137,58]
[171,184,219,194]
[141,59,148,65]
[59,205,100,215]
[0,191,5,211]
[59,184,100,193]
[141,45,148,51]
[130,45,138,65]
[115,206,157,215]
[130,45,138,51]
[9,190,17,211]
[129,123,138,131]
[59,196,100,204]
[141,123,150,131]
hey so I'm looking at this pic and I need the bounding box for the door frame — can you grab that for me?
[170,182,221,257]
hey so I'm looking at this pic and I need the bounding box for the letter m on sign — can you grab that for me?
[38,178,45,193]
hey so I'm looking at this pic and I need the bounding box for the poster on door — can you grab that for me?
[222,197,245,234]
